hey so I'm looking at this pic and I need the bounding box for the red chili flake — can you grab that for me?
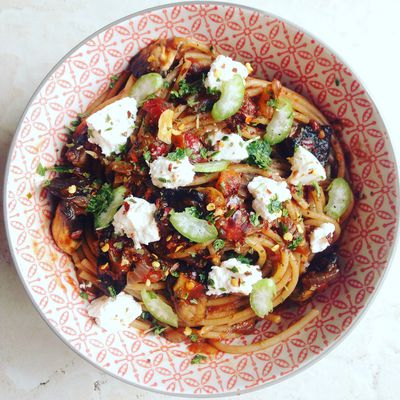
[123,202,130,212]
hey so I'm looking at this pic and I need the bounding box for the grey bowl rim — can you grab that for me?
[3,1,400,397]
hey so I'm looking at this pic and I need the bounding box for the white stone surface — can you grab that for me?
[0,0,399,399]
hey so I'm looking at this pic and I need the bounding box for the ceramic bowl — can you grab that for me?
[4,2,398,396]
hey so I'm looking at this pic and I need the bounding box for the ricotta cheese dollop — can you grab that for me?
[86,97,138,156]
[310,222,335,253]
[204,55,249,90]
[149,155,195,189]
[209,131,249,163]
[87,291,142,332]
[248,176,292,222]
[112,196,160,249]
[288,145,326,186]
[206,258,262,296]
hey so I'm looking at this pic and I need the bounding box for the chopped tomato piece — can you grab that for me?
[217,209,250,242]
[142,98,170,124]
[145,269,164,283]
[216,170,241,197]
[148,141,169,159]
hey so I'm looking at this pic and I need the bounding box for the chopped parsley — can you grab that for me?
[170,79,199,99]
[246,139,272,170]
[154,324,167,335]
[267,194,282,214]
[189,333,198,342]
[79,291,88,300]
[170,270,179,278]
[109,74,119,88]
[114,241,123,250]
[118,143,128,153]
[206,86,219,96]
[166,148,190,161]
[213,239,225,251]
[185,206,201,218]
[227,266,239,273]
[288,236,303,250]
[107,286,117,298]
[186,96,199,108]
[198,272,207,284]
[36,163,47,176]
[87,183,113,216]
[158,177,171,183]
[191,354,207,364]
[143,149,151,162]
[250,213,260,226]
[207,278,215,288]
[141,311,152,320]
[282,208,289,217]
[296,184,303,197]
[267,98,279,109]
[236,254,252,264]
[199,148,208,159]
[163,81,170,88]
[279,222,288,234]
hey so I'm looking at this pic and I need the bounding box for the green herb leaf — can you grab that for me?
[189,333,198,342]
[185,206,201,218]
[87,183,114,216]
[246,139,272,170]
[249,213,260,227]
[267,98,279,109]
[288,236,303,250]
[108,286,117,298]
[213,239,225,251]
[79,291,88,300]
[227,266,239,273]
[296,184,303,197]
[141,311,152,320]
[198,272,207,284]
[191,354,207,364]
[36,162,47,176]
[166,148,187,161]
[109,74,119,88]
[207,278,215,288]
[267,194,282,214]
[170,270,179,278]
[236,254,252,264]
[143,150,151,163]
[154,324,167,335]
[170,79,200,99]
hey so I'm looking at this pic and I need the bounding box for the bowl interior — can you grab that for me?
[4,3,398,396]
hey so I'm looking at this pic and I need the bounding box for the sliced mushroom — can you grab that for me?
[51,201,83,255]
[172,273,207,326]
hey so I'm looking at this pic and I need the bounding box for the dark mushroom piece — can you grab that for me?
[51,201,83,255]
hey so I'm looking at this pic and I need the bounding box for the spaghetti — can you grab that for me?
[46,37,354,356]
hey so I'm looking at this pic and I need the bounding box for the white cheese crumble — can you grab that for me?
[204,55,249,90]
[209,131,249,163]
[288,145,326,186]
[149,155,195,189]
[86,97,138,156]
[206,258,262,296]
[87,291,142,332]
[310,222,335,253]
[247,176,292,222]
[112,196,160,249]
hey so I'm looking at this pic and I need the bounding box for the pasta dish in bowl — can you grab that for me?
[5,3,397,395]
[47,37,354,355]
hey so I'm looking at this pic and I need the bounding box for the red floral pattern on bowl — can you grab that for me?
[4,2,398,396]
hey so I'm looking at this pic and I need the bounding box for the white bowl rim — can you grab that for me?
[3,1,400,397]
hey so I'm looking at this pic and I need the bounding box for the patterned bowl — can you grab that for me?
[4,1,399,396]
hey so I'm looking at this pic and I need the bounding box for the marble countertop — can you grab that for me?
[1,0,399,399]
